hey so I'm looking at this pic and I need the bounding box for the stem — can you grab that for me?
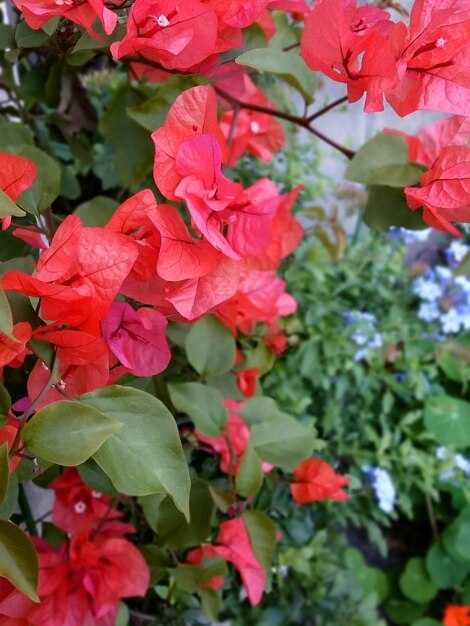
[213,87,355,160]
[227,105,241,149]
[425,492,439,541]
[18,484,38,536]
[10,355,60,459]
[8,222,49,235]
[351,209,363,246]
[224,433,236,494]
[306,96,348,122]
[121,58,356,159]
[91,498,118,539]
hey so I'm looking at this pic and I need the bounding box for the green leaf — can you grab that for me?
[65,49,96,66]
[443,507,470,564]
[0,24,15,50]
[243,510,277,573]
[236,48,316,104]
[140,545,171,585]
[0,445,9,506]
[436,338,470,383]
[0,383,11,420]
[455,250,470,276]
[74,196,119,226]
[143,478,214,549]
[425,542,470,589]
[22,401,122,465]
[244,341,275,375]
[0,286,13,336]
[344,548,389,602]
[185,315,236,377]
[84,386,190,518]
[464,578,470,605]
[72,22,126,51]
[0,474,18,520]
[77,459,119,496]
[424,395,470,448]
[172,558,228,594]
[236,440,264,498]
[0,520,39,601]
[199,587,220,622]
[15,21,49,48]
[238,397,280,426]
[11,145,61,214]
[386,600,428,625]
[0,120,34,151]
[116,602,129,626]
[250,413,314,470]
[364,186,426,232]
[399,558,437,603]
[345,133,425,187]
[208,485,235,513]
[0,188,26,220]
[168,382,227,437]
[99,85,154,189]
[411,620,442,626]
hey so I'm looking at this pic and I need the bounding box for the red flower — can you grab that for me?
[13,0,117,37]
[0,153,36,230]
[101,302,171,377]
[212,517,267,605]
[290,459,350,505]
[0,323,31,369]
[195,399,272,475]
[50,468,121,534]
[405,146,470,237]
[0,531,149,626]
[443,605,470,626]
[185,547,225,590]
[235,368,260,398]
[0,418,21,473]
[387,0,470,117]
[111,0,218,71]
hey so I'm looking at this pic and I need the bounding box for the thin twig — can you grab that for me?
[10,355,60,459]
[214,86,355,160]
[307,96,349,122]
[425,492,439,541]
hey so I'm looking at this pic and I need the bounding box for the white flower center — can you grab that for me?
[74,501,87,514]
[435,37,447,48]
[91,490,102,499]
[157,14,170,27]
[250,121,261,134]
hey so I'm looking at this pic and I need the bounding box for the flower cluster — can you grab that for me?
[443,605,470,626]
[413,264,470,335]
[0,84,303,408]
[362,465,396,514]
[301,0,470,117]
[0,470,149,626]
[436,446,470,485]
[343,311,383,362]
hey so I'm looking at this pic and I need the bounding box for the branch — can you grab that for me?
[306,96,348,122]
[213,86,355,160]
[119,56,356,160]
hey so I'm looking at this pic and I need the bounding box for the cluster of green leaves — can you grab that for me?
[258,230,470,625]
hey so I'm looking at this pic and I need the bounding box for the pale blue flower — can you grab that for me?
[362,466,396,514]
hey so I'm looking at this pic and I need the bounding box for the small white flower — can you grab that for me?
[74,501,87,514]
[441,309,462,334]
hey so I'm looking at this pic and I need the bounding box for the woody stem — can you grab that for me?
[213,87,355,160]
[306,96,349,122]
